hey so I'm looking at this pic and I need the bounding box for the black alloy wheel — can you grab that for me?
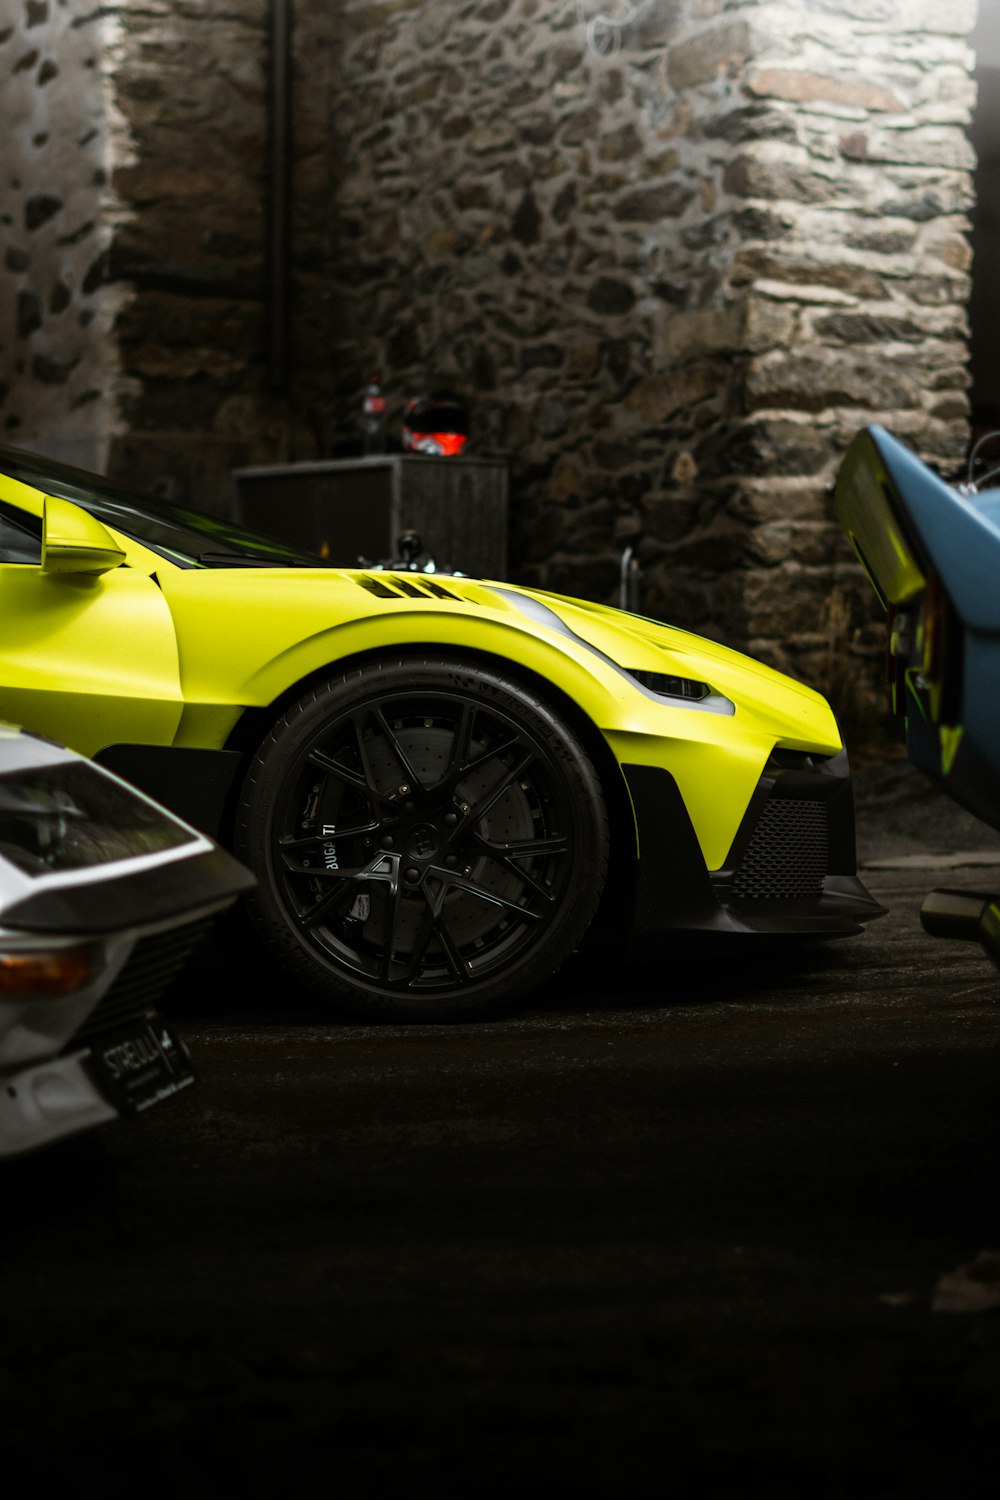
[235,658,610,1020]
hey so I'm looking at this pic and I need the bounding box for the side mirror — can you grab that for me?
[41,495,126,576]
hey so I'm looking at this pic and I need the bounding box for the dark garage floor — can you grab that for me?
[3,755,1000,1496]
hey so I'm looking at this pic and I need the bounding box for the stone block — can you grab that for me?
[744,564,831,637]
[698,418,834,480]
[546,454,587,505]
[845,126,975,172]
[927,236,973,273]
[744,348,922,413]
[665,519,751,572]
[566,342,601,379]
[743,297,799,352]
[813,311,926,345]
[587,278,636,316]
[749,519,843,569]
[662,305,744,362]
[746,68,904,114]
[703,105,798,146]
[731,247,887,300]
[739,479,836,527]
[614,182,694,222]
[723,155,842,204]
[643,493,702,545]
[625,368,713,425]
[667,20,752,90]
[631,0,683,50]
[660,299,797,365]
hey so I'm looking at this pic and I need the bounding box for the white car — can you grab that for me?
[0,723,254,1157]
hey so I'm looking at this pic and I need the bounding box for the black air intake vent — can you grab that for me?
[731,797,829,903]
[74,918,214,1043]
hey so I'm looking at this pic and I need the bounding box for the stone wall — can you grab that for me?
[326,0,979,725]
[107,0,277,502]
[0,0,129,470]
[724,0,977,685]
[1,0,337,504]
[104,0,346,506]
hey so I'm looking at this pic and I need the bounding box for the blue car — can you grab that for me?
[835,424,1000,964]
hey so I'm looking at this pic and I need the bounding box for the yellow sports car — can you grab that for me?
[0,445,883,1020]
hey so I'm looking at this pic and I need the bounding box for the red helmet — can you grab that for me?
[402,394,468,456]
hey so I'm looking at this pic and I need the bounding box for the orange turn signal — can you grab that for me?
[0,946,98,997]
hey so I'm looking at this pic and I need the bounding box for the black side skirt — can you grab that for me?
[94,744,244,840]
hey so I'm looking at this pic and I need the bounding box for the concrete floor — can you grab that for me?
[3,756,1000,1496]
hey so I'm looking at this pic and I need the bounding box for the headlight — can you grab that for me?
[0,757,194,878]
[626,671,711,701]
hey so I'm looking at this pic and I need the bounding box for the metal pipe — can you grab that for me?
[267,0,291,389]
[619,544,641,613]
[921,887,1000,971]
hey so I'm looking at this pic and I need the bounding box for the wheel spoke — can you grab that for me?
[296,878,361,930]
[279,850,370,878]
[279,817,380,853]
[430,913,474,984]
[290,852,398,926]
[308,723,397,814]
[494,856,561,904]
[371,704,426,792]
[395,901,437,981]
[460,729,521,780]
[420,881,474,984]
[469,831,567,902]
[306,746,369,796]
[473,832,569,859]
[350,713,409,809]
[440,710,522,793]
[437,699,477,788]
[462,747,535,825]
[442,868,544,922]
[382,880,478,988]
[379,880,405,981]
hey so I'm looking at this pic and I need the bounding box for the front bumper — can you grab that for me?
[0,1007,197,1159]
[0,915,212,1157]
[622,752,885,956]
[0,1045,119,1158]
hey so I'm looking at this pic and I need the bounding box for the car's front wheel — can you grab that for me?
[235,657,609,1020]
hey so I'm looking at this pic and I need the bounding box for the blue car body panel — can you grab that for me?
[836,424,1000,833]
[867,424,1000,632]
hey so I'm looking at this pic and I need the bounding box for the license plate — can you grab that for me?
[85,1015,196,1116]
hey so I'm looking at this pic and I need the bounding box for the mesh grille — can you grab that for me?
[75,917,214,1043]
[731,797,829,903]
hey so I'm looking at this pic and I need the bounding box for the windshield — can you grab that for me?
[0,444,328,570]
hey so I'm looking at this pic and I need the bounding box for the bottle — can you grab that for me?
[362,374,387,455]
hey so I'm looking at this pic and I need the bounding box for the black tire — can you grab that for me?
[235,657,609,1021]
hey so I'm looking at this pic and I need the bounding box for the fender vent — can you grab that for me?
[356,575,403,598]
[731,797,829,903]
[355,574,465,602]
